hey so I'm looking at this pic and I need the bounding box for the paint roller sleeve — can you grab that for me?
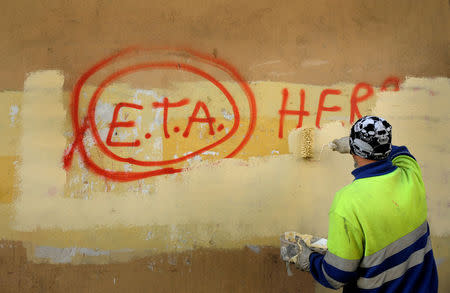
[288,127,315,159]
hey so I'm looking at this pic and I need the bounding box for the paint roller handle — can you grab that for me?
[330,137,350,154]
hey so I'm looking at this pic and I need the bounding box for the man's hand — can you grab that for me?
[280,242,299,262]
[280,239,313,272]
[330,137,350,154]
[292,239,313,272]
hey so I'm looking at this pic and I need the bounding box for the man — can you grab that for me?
[285,116,438,292]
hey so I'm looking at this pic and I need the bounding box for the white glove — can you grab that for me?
[291,239,313,272]
[280,239,313,272]
[280,242,300,262]
[330,137,350,154]
[281,233,327,273]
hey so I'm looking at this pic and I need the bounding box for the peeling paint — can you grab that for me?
[221,108,234,121]
[9,105,19,126]
[301,59,329,67]
[246,245,261,254]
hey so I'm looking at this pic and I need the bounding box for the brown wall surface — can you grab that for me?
[0,240,316,293]
[0,0,449,292]
[1,0,448,90]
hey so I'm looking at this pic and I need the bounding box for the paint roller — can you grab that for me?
[288,127,349,159]
[288,127,315,159]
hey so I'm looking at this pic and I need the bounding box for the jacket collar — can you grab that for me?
[351,159,397,180]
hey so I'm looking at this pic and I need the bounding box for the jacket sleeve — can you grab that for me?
[389,145,423,179]
[309,212,363,289]
[389,145,415,161]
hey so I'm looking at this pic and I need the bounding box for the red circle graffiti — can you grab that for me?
[88,62,240,166]
[64,47,257,181]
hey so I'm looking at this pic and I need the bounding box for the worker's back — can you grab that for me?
[315,146,439,292]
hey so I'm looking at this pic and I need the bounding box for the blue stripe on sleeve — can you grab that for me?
[323,261,359,283]
[310,253,359,289]
[309,253,336,289]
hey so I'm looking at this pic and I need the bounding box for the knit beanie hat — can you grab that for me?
[349,116,392,160]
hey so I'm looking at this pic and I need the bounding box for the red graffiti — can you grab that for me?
[350,83,374,124]
[381,76,400,92]
[106,102,143,147]
[152,98,190,138]
[63,47,257,181]
[88,63,242,167]
[63,46,399,181]
[315,89,342,129]
[278,88,310,138]
[183,101,216,137]
[278,76,401,136]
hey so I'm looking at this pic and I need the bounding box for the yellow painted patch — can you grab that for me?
[0,156,19,203]
[0,71,446,265]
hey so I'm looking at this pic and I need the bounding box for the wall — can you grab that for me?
[0,1,449,292]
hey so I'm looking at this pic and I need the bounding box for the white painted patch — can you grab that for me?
[145,231,153,240]
[203,151,219,156]
[78,247,110,257]
[123,163,132,172]
[189,155,202,163]
[134,89,160,99]
[99,128,109,142]
[152,106,164,127]
[82,131,96,148]
[135,115,142,129]
[221,109,234,121]
[34,246,77,264]
[250,60,281,69]
[131,97,142,105]
[95,101,114,127]
[271,150,280,155]
[182,151,202,163]
[141,184,152,194]
[199,124,204,139]
[33,246,135,263]
[150,137,163,161]
[268,71,296,77]
[246,245,261,254]
[9,105,19,126]
[118,130,132,141]
[301,59,329,67]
